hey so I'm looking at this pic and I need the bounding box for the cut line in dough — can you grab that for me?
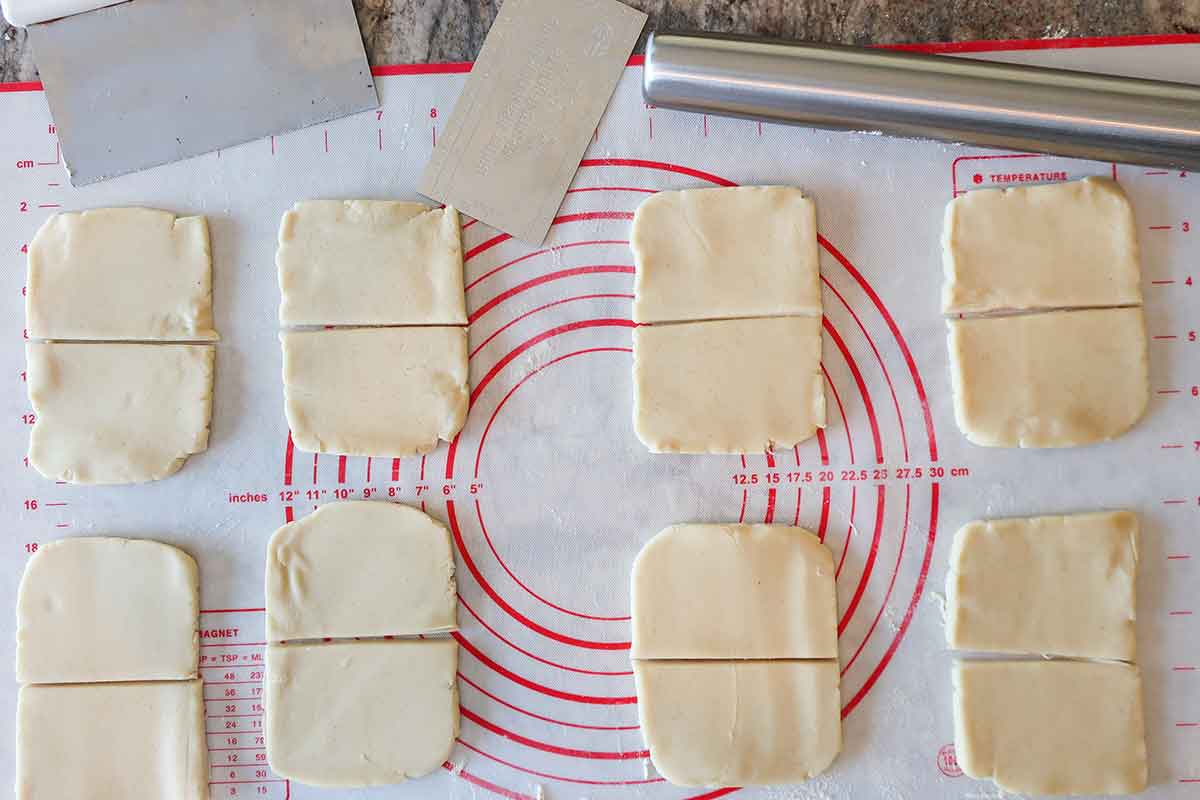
[27,342,214,484]
[26,207,217,341]
[266,501,456,641]
[277,200,465,326]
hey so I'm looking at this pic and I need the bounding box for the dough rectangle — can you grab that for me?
[631,524,837,660]
[27,342,214,484]
[947,511,1138,660]
[634,659,841,787]
[266,501,456,641]
[17,537,199,684]
[17,679,208,800]
[265,640,459,786]
[947,307,1148,448]
[281,327,468,457]
[632,186,822,324]
[953,660,1147,795]
[634,316,825,454]
[26,207,217,341]
[277,200,466,326]
[942,177,1142,313]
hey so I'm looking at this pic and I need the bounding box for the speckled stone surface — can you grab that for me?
[3,0,1199,82]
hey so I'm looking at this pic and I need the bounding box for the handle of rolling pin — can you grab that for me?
[643,31,1200,171]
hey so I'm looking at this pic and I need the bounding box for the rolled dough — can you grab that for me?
[953,660,1147,795]
[27,342,214,483]
[632,186,822,324]
[947,307,1148,448]
[16,679,208,800]
[633,316,825,453]
[277,200,466,326]
[631,523,837,659]
[942,177,1141,313]
[635,659,841,787]
[26,208,217,340]
[17,537,199,684]
[265,640,459,786]
[266,501,456,641]
[281,327,468,457]
[947,511,1138,660]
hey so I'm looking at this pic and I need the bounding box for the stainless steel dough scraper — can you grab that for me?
[3,0,379,185]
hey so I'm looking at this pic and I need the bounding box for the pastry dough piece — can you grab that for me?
[947,307,1148,448]
[266,501,456,641]
[947,511,1138,660]
[26,208,217,340]
[631,524,836,659]
[632,186,822,323]
[635,660,841,786]
[16,679,208,800]
[942,177,1141,313]
[17,537,199,683]
[265,640,459,786]
[277,200,465,326]
[634,316,825,453]
[281,327,468,457]
[953,660,1147,795]
[27,342,214,483]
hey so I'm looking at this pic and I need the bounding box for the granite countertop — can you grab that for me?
[3,0,1198,82]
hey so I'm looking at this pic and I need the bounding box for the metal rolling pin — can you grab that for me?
[642,31,1200,170]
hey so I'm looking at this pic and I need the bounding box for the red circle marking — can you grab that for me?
[471,294,634,359]
[466,239,629,291]
[938,743,964,778]
[838,484,886,636]
[461,705,648,760]
[820,363,854,464]
[823,315,883,464]
[843,483,911,675]
[459,672,640,731]
[456,739,664,786]
[453,630,636,705]
[460,591,632,675]
[448,498,630,650]
[468,265,635,325]
[441,763,536,800]
[464,212,634,262]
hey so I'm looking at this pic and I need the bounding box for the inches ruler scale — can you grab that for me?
[1,36,1199,799]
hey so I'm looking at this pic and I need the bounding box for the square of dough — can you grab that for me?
[632,186,821,323]
[17,537,199,683]
[631,524,836,659]
[17,679,208,800]
[635,659,841,786]
[27,342,214,483]
[267,501,456,641]
[634,316,825,453]
[281,327,468,457]
[26,207,217,340]
[947,307,1148,448]
[265,640,459,786]
[942,177,1141,313]
[277,200,466,326]
[953,660,1147,795]
[947,511,1137,660]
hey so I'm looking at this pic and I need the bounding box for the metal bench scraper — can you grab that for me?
[3,0,379,185]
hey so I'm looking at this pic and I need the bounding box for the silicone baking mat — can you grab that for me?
[2,34,1199,800]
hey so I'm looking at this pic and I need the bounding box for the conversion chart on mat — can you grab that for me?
[1,35,1199,800]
